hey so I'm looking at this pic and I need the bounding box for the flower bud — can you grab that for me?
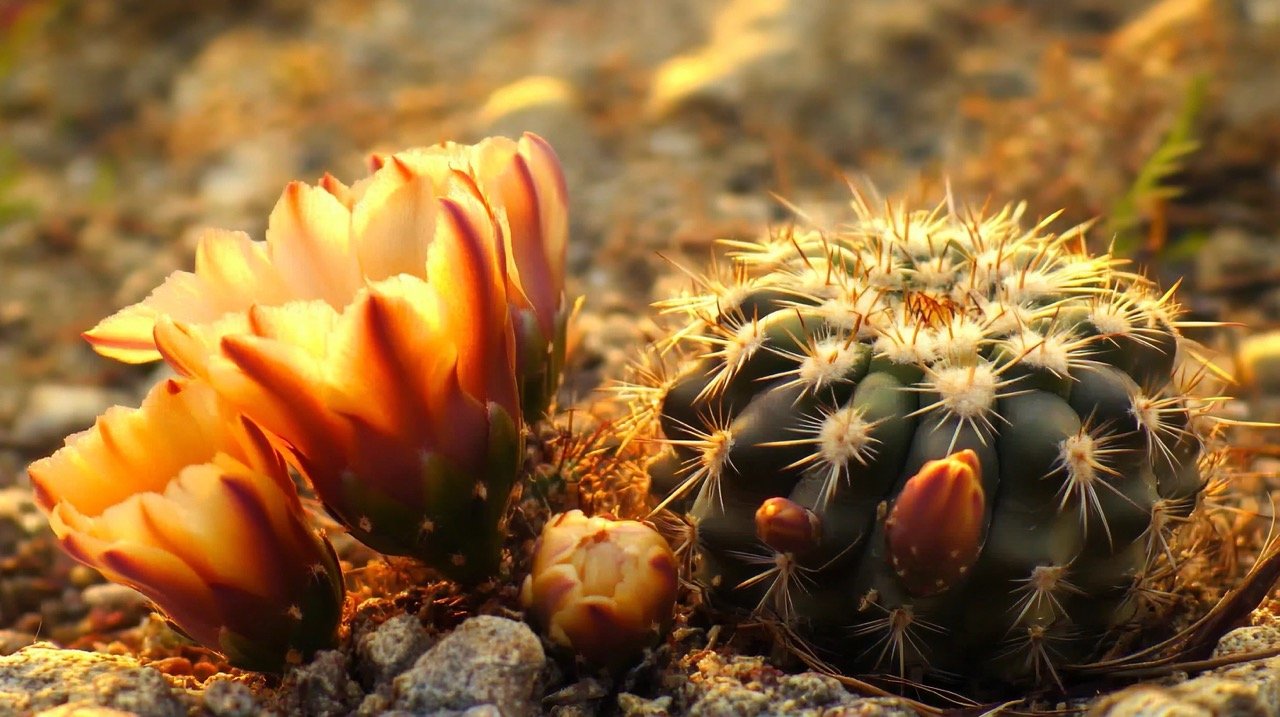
[521,511,678,669]
[28,379,344,671]
[755,497,821,555]
[884,449,986,597]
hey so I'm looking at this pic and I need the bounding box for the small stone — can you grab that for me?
[8,385,129,451]
[388,616,545,717]
[355,613,432,688]
[278,650,364,717]
[199,679,261,717]
[0,630,37,655]
[0,643,188,716]
[35,707,139,717]
[81,583,147,613]
[617,693,672,717]
[1213,624,1280,659]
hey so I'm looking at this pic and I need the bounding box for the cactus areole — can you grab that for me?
[639,196,1218,686]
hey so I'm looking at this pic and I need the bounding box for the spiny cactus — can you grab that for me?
[627,193,1225,688]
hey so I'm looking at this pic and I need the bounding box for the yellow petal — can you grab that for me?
[154,313,251,380]
[83,270,220,364]
[427,189,518,415]
[82,302,165,363]
[351,157,435,282]
[324,277,451,437]
[213,331,344,468]
[245,301,338,358]
[518,133,568,297]
[264,181,361,307]
[193,228,294,310]
[29,379,224,517]
[49,501,223,646]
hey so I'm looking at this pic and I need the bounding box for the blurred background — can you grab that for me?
[0,0,1277,485]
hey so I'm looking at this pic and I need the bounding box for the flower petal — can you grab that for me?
[351,157,435,281]
[264,181,361,306]
[428,192,518,415]
[193,228,293,310]
[213,331,344,469]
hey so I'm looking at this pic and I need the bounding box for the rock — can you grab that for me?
[277,649,364,717]
[387,615,545,717]
[1089,656,1280,716]
[0,630,37,656]
[1214,624,1280,659]
[8,385,129,451]
[355,613,432,688]
[651,653,919,717]
[199,678,262,717]
[617,693,674,716]
[0,643,188,716]
[0,486,47,550]
[36,707,140,717]
[81,583,147,613]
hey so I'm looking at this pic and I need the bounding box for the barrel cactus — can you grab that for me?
[631,194,1222,688]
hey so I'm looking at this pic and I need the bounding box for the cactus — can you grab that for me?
[630,193,1222,687]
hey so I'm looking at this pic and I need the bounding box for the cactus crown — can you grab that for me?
[629,190,1224,688]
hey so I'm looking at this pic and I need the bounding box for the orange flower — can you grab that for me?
[153,185,521,582]
[27,379,343,671]
[521,511,678,668]
[83,133,569,419]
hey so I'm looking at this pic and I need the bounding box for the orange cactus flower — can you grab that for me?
[152,184,520,582]
[884,449,987,597]
[82,133,569,420]
[27,379,343,671]
[521,511,678,669]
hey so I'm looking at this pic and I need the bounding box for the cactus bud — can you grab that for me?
[755,497,821,555]
[521,510,678,669]
[884,449,985,597]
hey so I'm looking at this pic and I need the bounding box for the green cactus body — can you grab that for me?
[635,198,1218,687]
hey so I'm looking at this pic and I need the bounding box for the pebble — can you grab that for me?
[1214,624,1280,659]
[0,643,188,716]
[278,649,364,717]
[355,613,432,688]
[199,679,262,717]
[8,384,129,451]
[385,616,545,717]
[81,583,147,613]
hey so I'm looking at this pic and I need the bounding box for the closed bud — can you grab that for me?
[885,449,985,597]
[521,511,677,669]
[755,497,821,555]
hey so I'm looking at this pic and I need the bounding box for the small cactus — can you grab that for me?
[521,510,678,669]
[630,193,1224,686]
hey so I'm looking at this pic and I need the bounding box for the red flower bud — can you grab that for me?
[885,449,985,597]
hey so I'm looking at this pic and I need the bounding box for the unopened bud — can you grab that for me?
[885,449,985,597]
[521,511,678,669]
[755,497,821,555]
